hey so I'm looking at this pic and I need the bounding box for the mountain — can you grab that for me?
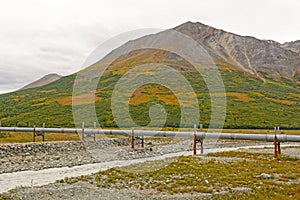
[20,73,62,90]
[173,22,300,80]
[281,40,300,54]
[0,21,299,129]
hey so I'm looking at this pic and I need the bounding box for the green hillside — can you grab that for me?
[0,50,300,129]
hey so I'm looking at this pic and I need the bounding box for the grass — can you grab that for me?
[211,129,300,135]
[0,131,79,143]
[0,189,17,200]
[55,151,300,199]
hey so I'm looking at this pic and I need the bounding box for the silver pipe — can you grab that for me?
[0,127,299,142]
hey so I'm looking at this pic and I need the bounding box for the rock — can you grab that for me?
[260,173,272,179]
[231,187,252,193]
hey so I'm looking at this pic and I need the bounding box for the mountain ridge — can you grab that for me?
[80,21,299,83]
[20,73,62,90]
[281,40,300,53]
[172,21,300,81]
[19,21,299,89]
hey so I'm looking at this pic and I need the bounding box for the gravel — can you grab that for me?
[0,138,299,200]
[0,141,96,173]
[6,181,215,200]
[0,137,267,174]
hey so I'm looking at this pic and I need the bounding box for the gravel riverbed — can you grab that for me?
[0,137,267,174]
[0,138,299,199]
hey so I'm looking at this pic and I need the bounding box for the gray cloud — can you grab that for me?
[0,0,299,94]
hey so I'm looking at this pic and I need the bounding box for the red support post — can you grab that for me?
[82,122,85,141]
[33,126,36,142]
[141,127,144,148]
[274,134,278,158]
[141,136,144,148]
[277,126,281,155]
[93,122,96,142]
[42,123,45,142]
[131,128,135,149]
[193,134,197,155]
[200,140,203,154]
[193,124,197,155]
[273,126,282,157]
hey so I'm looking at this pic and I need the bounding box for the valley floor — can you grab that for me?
[0,139,299,200]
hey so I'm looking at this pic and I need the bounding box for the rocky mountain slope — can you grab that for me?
[83,21,299,82]
[281,40,300,53]
[173,22,300,80]
[21,73,62,90]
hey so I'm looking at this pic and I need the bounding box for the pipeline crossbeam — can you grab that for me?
[0,127,300,142]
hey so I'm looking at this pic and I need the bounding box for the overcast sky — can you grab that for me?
[0,0,299,94]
